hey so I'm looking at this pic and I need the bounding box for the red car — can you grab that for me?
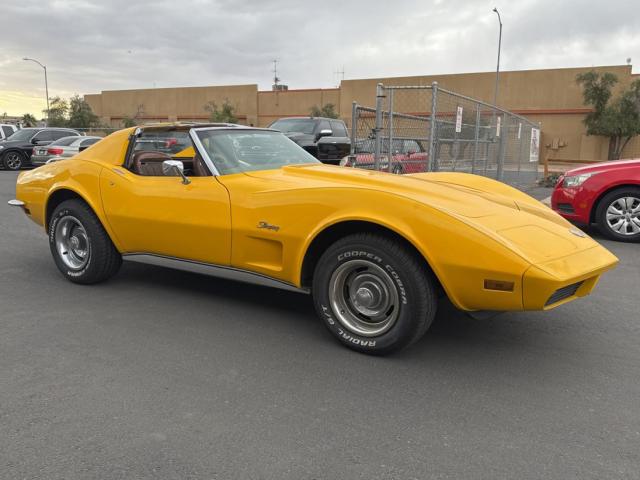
[342,139,428,174]
[551,159,640,242]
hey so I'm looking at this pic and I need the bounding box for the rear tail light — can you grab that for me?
[47,147,64,155]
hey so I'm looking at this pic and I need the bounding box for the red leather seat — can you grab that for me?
[132,151,173,176]
[192,152,210,176]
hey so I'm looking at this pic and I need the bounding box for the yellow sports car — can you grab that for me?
[10,123,618,354]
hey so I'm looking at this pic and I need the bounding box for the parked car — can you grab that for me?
[341,138,429,174]
[551,159,640,242]
[0,127,81,170]
[0,123,18,141]
[269,117,350,164]
[31,136,102,166]
[10,123,617,355]
[134,130,193,154]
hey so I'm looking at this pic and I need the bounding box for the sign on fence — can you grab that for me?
[455,106,463,133]
[530,128,540,162]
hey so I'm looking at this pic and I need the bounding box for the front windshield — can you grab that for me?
[196,129,319,175]
[5,129,36,142]
[270,119,317,135]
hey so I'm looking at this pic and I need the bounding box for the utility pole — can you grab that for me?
[492,8,503,108]
[272,59,279,89]
[334,66,345,87]
[23,57,49,125]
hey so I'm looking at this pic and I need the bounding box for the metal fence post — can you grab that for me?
[350,101,357,155]
[373,83,385,171]
[517,121,524,180]
[472,105,481,174]
[497,113,508,181]
[348,101,358,166]
[428,81,438,172]
[387,88,394,172]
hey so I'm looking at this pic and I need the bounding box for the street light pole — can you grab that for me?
[23,57,50,125]
[492,8,503,107]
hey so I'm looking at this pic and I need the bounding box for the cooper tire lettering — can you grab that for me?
[49,199,121,285]
[312,233,437,355]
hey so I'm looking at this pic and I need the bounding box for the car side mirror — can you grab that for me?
[318,129,332,138]
[162,160,191,185]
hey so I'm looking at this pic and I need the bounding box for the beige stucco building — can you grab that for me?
[85,65,640,162]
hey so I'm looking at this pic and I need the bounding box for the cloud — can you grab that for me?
[0,0,638,116]
[0,91,46,117]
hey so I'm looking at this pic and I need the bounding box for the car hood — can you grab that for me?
[246,164,543,217]
[243,164,602,264]
[565,158,640,176]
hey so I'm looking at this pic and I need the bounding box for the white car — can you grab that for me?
[0,124,18,141]
[31,135,102,166]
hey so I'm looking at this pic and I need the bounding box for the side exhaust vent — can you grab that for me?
[545,282,583,306]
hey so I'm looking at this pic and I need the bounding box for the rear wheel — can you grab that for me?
[312,233,437,355]
[49,199,122,283]
[2,151,25,171]
[595,187,640,242]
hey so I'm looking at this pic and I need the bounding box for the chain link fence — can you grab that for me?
[621,136,640,160]
[347,83,541,186]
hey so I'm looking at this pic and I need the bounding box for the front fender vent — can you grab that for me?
[545,281,583,307]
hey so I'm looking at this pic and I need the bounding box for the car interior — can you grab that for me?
[126,129,211,177]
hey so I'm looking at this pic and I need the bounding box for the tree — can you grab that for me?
[121,117,136,128]
[122,104,145,128]
[576,71,640,160]
[46,96,69,127]
[204,100,238,123]
[21,113,37,127]
[310,103,339,119]
[68,95,100,128]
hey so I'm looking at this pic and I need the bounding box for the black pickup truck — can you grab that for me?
[269,117,351,165]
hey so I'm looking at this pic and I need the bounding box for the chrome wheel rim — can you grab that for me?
[4,152,22,169]
[606,196,640,236]
[55,216,90,269]
[329,259,400,337]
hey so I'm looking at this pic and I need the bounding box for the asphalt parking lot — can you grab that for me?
[0,171,638,479]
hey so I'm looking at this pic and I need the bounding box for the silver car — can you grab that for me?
[31,136,102,166]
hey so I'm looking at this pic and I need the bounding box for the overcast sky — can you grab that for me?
[1,0,639,116]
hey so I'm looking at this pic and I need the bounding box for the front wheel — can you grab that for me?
[312,233,437,355]
[2,151,26,171]
[49,199,122,284]
[595,187,640,242]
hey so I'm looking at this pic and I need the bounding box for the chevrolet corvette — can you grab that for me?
[9,123,618,354]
